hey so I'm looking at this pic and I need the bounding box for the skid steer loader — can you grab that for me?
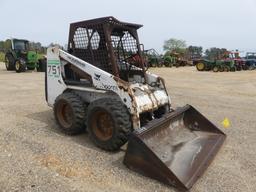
[45,17,226,191]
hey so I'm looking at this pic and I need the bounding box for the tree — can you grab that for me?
[0,41,4,52]
[3,39,12,52]
[48,43,64,50]
[205,47,228,60]
[163,38,187,54]
[186,46,203,60]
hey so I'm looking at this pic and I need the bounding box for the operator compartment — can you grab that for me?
[67,16,146,85]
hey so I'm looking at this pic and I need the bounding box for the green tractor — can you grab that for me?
[5,38,46,73]
[163,54,176,67]
[195,59,236,72]
[163,52,188,67]
[144,49,163,67]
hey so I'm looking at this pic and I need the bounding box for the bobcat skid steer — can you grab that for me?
[45,17,226,191]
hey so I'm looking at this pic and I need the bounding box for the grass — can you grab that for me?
[0,52,5,62]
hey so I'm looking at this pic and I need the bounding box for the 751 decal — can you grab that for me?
[47,60,61,78]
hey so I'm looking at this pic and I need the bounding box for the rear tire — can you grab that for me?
[54,92,87,135]
[87,97,132,151]
[5,54,15,71]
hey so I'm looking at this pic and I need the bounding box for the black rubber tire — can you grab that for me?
[164,63,172,67]
[37,59,46,72]
[230,66,236,72]
[219,66,224,72]
[213,66,219,72]
[236,65,242,71]
[248,65,254,70]
[157,62,163,67]
[54,92,87,135]
[5,54,15,71]
[223,66,230,72]
[87,97,132,151]
[242,65,248,70]
[15,59,26,73]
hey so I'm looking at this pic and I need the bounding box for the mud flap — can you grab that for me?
[123,105,226,191]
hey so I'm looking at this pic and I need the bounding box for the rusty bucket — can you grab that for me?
[123,105,226,191]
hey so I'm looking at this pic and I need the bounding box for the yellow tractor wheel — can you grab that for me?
[196,62,205,71]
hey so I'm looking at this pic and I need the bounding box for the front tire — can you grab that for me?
[87,98,132,151]
[15,60,26,73]
[54,92,87,135]
[213,66,219,72]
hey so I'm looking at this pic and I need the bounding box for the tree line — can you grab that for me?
[163,38,230,60]
[1,37,232,61]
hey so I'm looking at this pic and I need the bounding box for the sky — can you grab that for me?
[0,0,256,54]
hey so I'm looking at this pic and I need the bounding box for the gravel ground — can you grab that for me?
[0,63,255,192]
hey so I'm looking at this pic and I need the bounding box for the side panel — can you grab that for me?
[46,48,67,107]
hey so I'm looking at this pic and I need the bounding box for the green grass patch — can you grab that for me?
[0,52,5,62]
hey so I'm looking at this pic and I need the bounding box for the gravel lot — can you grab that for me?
[0,62,255,192]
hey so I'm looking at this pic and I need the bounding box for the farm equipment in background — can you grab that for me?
[163,52,189,67]
[163,52,177,67]
[4,38,46,73]
[45,17,226,191]
[244,52,256,70]
[195,51,245,72]
[212,60,236,72]
[226,51,246,71]
[143,49,163,67]
[195,59,236,72]
[194,59,214,71]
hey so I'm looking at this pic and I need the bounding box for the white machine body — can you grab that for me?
[46,47,170,129]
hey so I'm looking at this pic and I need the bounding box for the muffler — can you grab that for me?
[123,105,226,191]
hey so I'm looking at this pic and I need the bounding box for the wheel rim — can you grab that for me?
[56,100,73,128]
[213,66,218,72]
[91,109,114,141]
[197,62,204,70]
[15,61,20,71]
